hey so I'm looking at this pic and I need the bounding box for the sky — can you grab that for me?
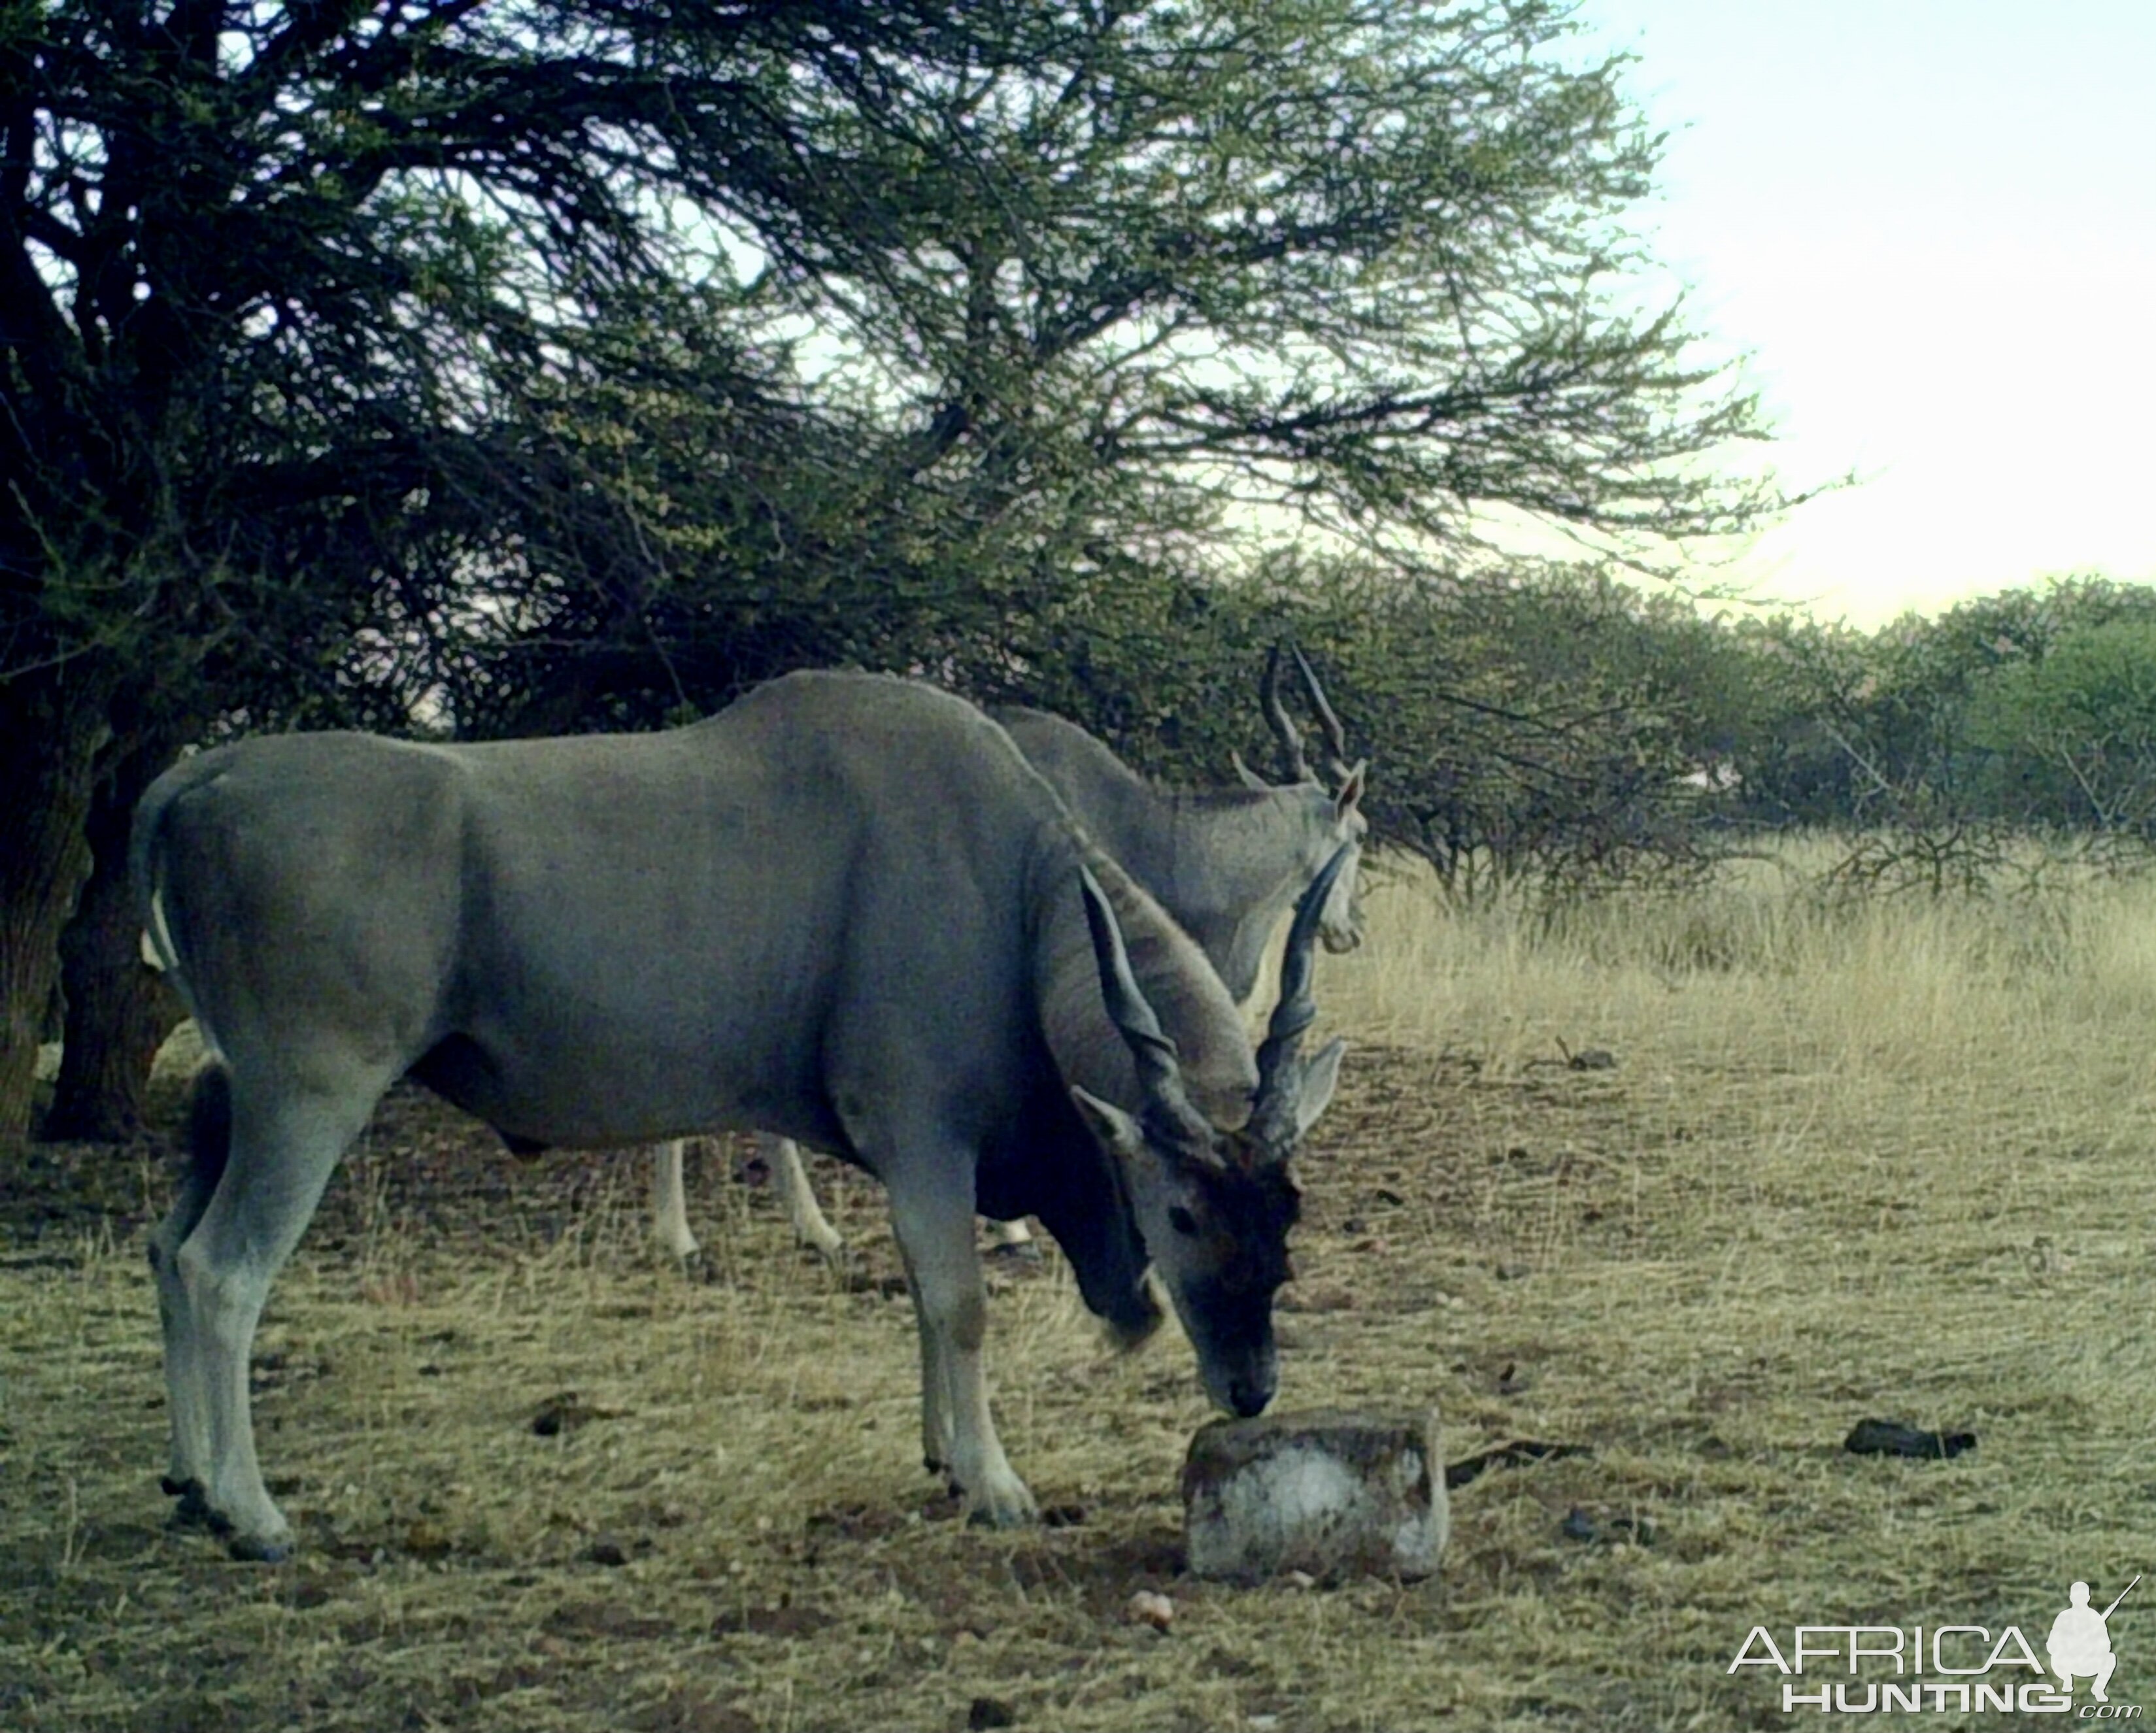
[1568,0,2156,626]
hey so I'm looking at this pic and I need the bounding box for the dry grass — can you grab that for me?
[5,837,2156,1730]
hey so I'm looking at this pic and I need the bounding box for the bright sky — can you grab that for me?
[1573,0,2156,626]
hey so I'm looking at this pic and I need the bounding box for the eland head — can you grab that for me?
[1068,843,1351,1417]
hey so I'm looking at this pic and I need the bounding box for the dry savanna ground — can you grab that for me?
[5,840,2156,1731]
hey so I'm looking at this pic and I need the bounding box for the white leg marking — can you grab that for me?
[766,1134,847,1258]
[170,1075,382,1555]
[149,1168,218,1492]
[650,1139,701,1260]
[887,1183,1036,1526]
[896,1239,954,1475]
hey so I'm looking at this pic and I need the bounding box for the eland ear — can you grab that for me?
[1334,760,1368,818]
[1070,1084,1146,1160]
[1293,1037,1347,1140]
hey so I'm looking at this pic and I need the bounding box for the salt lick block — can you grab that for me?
[1181,1407,1447,1584]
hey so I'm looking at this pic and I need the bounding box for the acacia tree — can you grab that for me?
[4,0,1795,1145]
[0,0,1029,1142]
[587,0,1795,720]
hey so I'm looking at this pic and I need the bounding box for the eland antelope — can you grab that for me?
[132,672,1347,1557]
[651,650,1370,1265]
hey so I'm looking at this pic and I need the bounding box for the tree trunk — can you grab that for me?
[44,735,186,1141]
[0,676,108,1152]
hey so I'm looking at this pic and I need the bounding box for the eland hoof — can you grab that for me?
[960,1471,1039,1528]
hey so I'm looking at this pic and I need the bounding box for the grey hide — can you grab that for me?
[133,671,1347,1556]
[660,703,1368,1262]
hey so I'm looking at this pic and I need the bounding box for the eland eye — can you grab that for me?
[1167,1205,1200,1237]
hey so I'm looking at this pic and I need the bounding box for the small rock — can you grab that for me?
[531,1392,627,1438]
[968,1697,1017,1730]
[1283,1570,1316,1591]
[1126,1589,1174,1631]
[1560,1506,1655,1546]
[1844,1418,1976,1460]
[584,1537,628,1567]
[1493,1262,1530,1282]
[1183,1407,1448,1585]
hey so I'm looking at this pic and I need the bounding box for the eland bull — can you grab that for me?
[658,649,1368,1263]
[131,671,1349,1557]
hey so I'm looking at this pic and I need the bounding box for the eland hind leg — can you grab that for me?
[765,1133,847,1259]
[650,1139,700,1260]
[774,1132,1013,1266]
[147,1064,234,1505]
[161,1060,394,1558]
[650,1134,847,1266]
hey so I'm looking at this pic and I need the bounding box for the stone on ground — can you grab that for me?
[1181,1407,1447,1584]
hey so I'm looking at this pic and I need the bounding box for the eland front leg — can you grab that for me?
[884,1166,1037,1526]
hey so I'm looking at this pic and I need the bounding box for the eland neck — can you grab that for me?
[1033,843,1258,1131]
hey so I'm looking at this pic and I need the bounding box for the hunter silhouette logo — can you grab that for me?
[2051,1577,2137,1704]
